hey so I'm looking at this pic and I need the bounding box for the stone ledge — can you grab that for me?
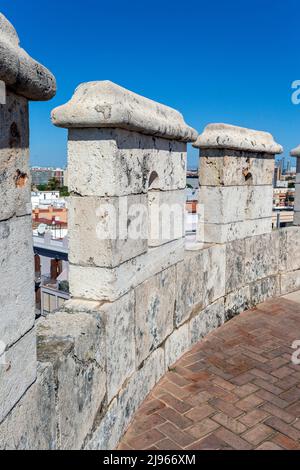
[193,123,283,154]
[0,13,56,101]
[290,145,300,157]
[51,81,198,142]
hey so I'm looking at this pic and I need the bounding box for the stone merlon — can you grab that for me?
[51,81,198,142]
[0,13,56,101]
[290,145,300,157]
[193,123,283,154]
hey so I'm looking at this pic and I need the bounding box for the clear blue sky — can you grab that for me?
[2,0,300,168]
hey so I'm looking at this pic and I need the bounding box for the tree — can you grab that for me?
[47,177,60,190]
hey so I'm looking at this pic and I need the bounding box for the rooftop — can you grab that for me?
[120,292,300,450]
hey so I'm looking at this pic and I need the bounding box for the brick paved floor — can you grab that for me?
[119,292,300,450]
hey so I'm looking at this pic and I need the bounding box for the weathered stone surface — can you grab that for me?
[244,232,279,283]
[0,363,56,449]
[37,311,106,450]
[285,227,300,271]
[225,238,246,293]
[0,328,36,424]
[190,298,225,345]
[118,348,165,434]
[290,145,300,157]
[225,287,251,321]
[199,150,275,186]
[0,216,35,347]
[68,194,148,268]
[278,228,288,272]
[280,270,300,295]
[52,81,197,142]
[70,238,184,301]
[135,267,175,365]
[199,218,272,244]
[99,292,135,402]
[63,298,104,314]
[250,276,280,304]
[198,186,273,224]
[67,129,187,197]
[193,123,282,154]
[148,190,185,247]
[294,184,300,212]
[85,348,165,450]
[84,398,119,450]
[165,324,190,369]
[175,244,226,326]
[0,91,31,221]
[294,211,300,226]
[297,158,300,182]
[0,13,56,100]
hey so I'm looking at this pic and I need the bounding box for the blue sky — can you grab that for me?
[2,0,300,168]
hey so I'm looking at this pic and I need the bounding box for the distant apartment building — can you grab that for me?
[31,166,66,187]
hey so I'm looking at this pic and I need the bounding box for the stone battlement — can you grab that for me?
[0,13,299,450]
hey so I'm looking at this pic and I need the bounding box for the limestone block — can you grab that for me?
[85,348,165,450]
[198,186,273,225]
[0,216,35,347]
[295,157,300,183]
[281,270,300,295]
[84,398,119,450]
[189,298,225,345]
[68,194,148,268]
[294,211,300,226]
[0,91,31,221]
[37,311,106,450]
[175,244,226,326]
[99,292,135,402]
[148,190,185,247]
[193,123,282,154]
[294,184,300,212]
[117,348,165,440]
[0,363,56,450]
[199,150,275,186]
[165,323,190,369]
[0,328,36,424]
[52,81,197,142]
[70,238,184,301]
[135,267,175,365]
[244,232,279,283]
[250,276,280,304]
[199,218,272,244]
[146,140,187,191]
[286,227,300,271]
[225,287,251,321]
[67,128,187,197]
[290,145,300,158]
[225,238,246,294]
[278,228,288,272]
[0,13,56,101]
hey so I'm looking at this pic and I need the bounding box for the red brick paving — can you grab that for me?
[119,293,300,450]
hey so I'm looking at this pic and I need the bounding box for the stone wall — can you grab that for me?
[0,14,299,451]
[2,225,297,449]
[0,12,56,433]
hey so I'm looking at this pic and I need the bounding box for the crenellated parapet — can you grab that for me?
[52,81,197,302]
[0,20,299,449]
[0,12,56,430]
[194,123,283,244]
[0,13,56,100]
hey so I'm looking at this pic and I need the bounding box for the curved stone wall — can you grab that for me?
[0,15,299,448]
